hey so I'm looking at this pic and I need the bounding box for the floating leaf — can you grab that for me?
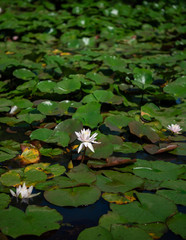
[66,164,96,185]
[73,102,102,128]
[96,171,143,193]
[19,147,40,165]
[0,171,21,186]
[13,68,36,80]
[0,205,62,238]
[143,143,177,155]
[77,226,113,240]
[133,160,185,181]
[24,169,47,185]
[0,194,11,209]
[111,225,152,240]
[111,192,177,224]
[44,186,101,207]
[132,68,153,89]
[167,213,186,239]
[129,121,160,143]
[164,76,186,98]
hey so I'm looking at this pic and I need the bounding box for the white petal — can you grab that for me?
[75,131,80,138]
[28,192,40,198]
[28,186,33,195]
[89,132,98,141]
[91,141,101,144]
[10,189,16,197]
[78,143,84,153]
[87,143,94,152]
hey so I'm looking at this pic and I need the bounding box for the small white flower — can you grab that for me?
[75,128,101,153]
[9,105,18,115]
[10,183,40,200]
[167,124,182,134]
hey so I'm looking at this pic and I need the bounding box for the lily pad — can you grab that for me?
[129,121,160,143]
[44,186,101,207]
[132,160,185,181]
[96,171,143,193]
[13,68,36,80]
[73,102,102,128]
[0,205,62,238]
[77,226,113,240]
[111,192,177,224]
[167,213,186,239]
[0,193,11,209]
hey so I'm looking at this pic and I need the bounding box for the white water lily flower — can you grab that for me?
[10,183,40,199]
[167,124,182,134]
[9,105,18,115]
[75,128,101,153]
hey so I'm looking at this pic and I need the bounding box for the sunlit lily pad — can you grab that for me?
[73,102,102,128]
[0,171,21,186]
[13,68,36,80]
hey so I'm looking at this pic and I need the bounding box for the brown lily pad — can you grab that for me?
[87,157,136,168]
[143,143,178,155]
[129,121,160,143]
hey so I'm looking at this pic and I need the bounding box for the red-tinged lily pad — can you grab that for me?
[87,157,136,168]
[129,121,160,143]
[143,143,177,155]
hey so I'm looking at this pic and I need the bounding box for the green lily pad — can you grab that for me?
[105,115,132,132]
[0,171,21,186]
[73,102,102,128]
[54,119,83,143]
[77,226,113,240]
[114,142,143,154]
[55,77,81,94]
[132,160,185,181]
[164,76,186,98]
[111,192,177,224]
[44,186,101,207]
[111,225,152,240]
[13,68,36,80]
[24,169,47,185]
[37,80,56,93]
[167,213,186,239]
[156,189,186,206]
[96,171,144,193]
[87,134,114,159]
[66,164,96,185]
[132,68,153,89]
[0,193,11,209]
[30,128,53,142]
[0,205,62,238]
[17,113,45,124]
[86,72,113,85]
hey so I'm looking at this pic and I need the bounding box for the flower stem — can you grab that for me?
[81,148,86,163]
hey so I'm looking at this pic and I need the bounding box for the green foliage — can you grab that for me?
[0,0,185,239]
